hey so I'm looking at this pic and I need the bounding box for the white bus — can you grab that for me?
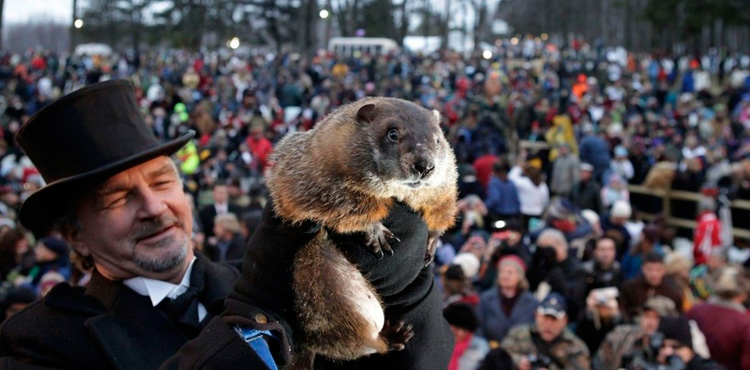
[328,37,399,56]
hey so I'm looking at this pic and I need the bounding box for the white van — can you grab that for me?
[328,37,398,56]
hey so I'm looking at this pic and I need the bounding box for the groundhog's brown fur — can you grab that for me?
[266,97,458,369]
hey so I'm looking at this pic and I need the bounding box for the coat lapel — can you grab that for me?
[81,254,239,370]
[83,270,191,370]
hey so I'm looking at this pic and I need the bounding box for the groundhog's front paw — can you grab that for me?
[380,319,414,351]
[364,222,400,259]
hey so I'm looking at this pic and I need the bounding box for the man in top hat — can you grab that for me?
[0,80,314,369]
[0,80,453,370]
[501,292,590,370]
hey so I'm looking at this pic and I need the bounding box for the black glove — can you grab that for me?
[316,201,453,370]
[221,200,320,365]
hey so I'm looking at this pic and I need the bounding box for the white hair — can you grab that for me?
[537,228,568,248]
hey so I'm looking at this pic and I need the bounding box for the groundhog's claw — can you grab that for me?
[364,223,398,259]
[381,320,414,351]
[424,232,440,267]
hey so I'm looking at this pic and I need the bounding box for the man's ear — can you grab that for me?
[59,224,90,258]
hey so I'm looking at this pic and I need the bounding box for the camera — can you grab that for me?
[527,354,552,369]
[623,332,686,370]
[648,332,664,354]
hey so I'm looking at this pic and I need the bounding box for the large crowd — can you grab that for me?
[0,38,750,369]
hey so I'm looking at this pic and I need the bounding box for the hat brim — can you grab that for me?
[537,307,566,319]
[18,131,194,232]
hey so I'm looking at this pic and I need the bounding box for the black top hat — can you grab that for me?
[16,80,194,232]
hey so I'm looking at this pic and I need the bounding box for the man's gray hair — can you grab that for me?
[538,228,568,248]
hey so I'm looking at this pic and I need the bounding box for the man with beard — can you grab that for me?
[0,80,302,369]
[0,80,452,370]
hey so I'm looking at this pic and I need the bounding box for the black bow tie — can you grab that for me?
[158,287,205,332]
[157,262,212,336]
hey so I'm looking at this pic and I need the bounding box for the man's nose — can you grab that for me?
[138,188,167,218]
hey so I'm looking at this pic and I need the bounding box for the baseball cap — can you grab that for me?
[537,293,567,319]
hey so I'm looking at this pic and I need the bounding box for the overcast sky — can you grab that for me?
[5,0,73,23]
[3,0,495,27]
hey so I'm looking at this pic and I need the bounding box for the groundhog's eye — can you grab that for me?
[387,129,399,142]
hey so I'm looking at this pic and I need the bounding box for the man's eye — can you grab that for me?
[106,196,128,209]
[154,180,173,189]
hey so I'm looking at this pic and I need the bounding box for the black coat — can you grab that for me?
[204,233,247,262]
[0,254,279,370]
[570,179,602,214]
[198,203,243,238]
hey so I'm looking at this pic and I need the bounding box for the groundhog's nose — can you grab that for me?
[413,157,435,178]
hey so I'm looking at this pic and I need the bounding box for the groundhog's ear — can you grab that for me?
[432,110,442,126]
[356,104,376,124]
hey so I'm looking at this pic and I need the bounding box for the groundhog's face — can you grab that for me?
[359,101,454,191]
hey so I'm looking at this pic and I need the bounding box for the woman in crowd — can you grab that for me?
[477,255,537,344]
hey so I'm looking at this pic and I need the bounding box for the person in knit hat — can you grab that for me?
[656,316,722,369]
[477,255,538,344]
[443,303,489,370]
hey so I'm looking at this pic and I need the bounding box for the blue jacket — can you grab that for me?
[477,289,538,343]
[579,135,611,179]
[484,176,521,216]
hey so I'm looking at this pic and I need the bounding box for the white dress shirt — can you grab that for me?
[123,257,207,322]
[215,203,228,215]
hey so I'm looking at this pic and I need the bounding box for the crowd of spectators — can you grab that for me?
[1,37,750,369]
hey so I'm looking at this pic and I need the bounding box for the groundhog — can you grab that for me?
[266,97,458,369]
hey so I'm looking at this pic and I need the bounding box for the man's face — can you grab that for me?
[580,169,592,182]
[535,313,567,342]
[213,185,228,204]
[643,262,666,286]
[640,310,660,334]
[70,156,194,283]
[594,239,616,268]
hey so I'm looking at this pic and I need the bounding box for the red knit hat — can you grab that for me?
[498,255,526,272]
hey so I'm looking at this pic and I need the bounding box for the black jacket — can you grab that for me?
[0,253,282,370]
[204,233,247,262]
[581,260,624,297]
[198,203,243,238]
[570,179,603,214]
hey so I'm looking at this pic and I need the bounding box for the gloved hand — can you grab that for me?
[317,201,453,370]
[221,200,320,365]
